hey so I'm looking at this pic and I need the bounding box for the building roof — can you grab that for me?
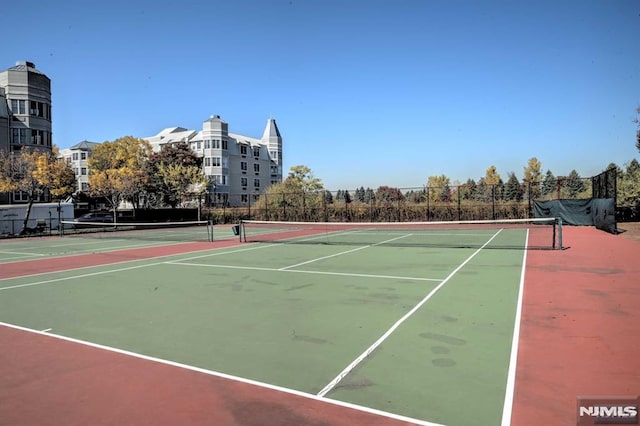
[262,118,281,139]
[69,140,100,150]
[3,61,48,77]
[228,133,260,146]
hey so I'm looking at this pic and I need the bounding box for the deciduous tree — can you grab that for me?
[88,136,151,214]
[523,157,542,199]
[0,150,67,233]
[145,142,204,207]
[426,175,451,202]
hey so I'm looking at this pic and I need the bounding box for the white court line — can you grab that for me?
[500,229,529,426]
[167,261,443,282]
[40,328,52,332]
[279,234,413,271]
[0,251,46,257]
[0,243,282,290]
[0,241,275,283]
[0,321,442,426]
[0,262,168,291]
[317,229,504,397]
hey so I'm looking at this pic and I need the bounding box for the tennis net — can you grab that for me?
[239,218,563,250]
[60,220,214,243]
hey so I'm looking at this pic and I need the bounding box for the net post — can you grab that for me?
[208,220,214,242]
[557,217,563,250]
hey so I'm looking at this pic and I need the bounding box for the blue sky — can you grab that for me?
[3,0,639,190]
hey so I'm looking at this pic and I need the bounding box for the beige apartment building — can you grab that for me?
[144,115,283,206]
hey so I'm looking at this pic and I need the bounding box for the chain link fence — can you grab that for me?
[205,178,594,224]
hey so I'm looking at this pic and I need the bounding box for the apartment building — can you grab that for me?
[144,115,283,206]
[59,140,100,193]
[0,61,53,203]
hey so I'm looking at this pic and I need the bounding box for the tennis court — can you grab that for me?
[1,220,638,425]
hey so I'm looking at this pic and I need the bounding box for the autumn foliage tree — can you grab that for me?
[88,136,151,214]
[0,149,75,233]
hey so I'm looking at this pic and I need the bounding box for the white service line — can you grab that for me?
[0,241,276,283]
[500,229,529,426]
[0,321,442,426]
[0,251,46,257]
[279,234,413,271]
[167,261,443,282]
[317,229,504,397]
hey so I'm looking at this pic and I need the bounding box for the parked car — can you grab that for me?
[73,211,114,226]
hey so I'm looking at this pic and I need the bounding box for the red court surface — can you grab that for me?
[511,225,640,426]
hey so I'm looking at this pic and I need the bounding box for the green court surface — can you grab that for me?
[0,227,528,425]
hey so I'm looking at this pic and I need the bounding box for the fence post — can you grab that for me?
[426,187,430,221]
[457,185,461,221]
[527,181,532,218]
[491,185,496,220]
[282,192,286,219]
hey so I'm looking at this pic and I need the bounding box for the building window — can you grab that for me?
[253,163,260,173]
[240,162,247,171]
[222,139,228,150]
[204,157,211,167]
[254,179,260,188]
[12,128,27,144]
[72,153,78,161]
[81,152,87,160]
[196,141,201,150]
[81,168,87,176]
[10,99,26,115]
[241,194,248,203]
[81,182,89,191]
[253,147,260,158]
[12,191,30,202]
[30,101,39,116]
[212,157,221,167]
[240,145,247,155]
[212,139,220,149]
[212,175,227,185]
[204,140,210,149]
[31,129,45,145]
[241,178,248,187]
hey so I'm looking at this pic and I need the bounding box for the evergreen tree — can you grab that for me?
[541,170,556,198]
[364,188,375,203]
[504,172,523,201]
[566,169,586,197]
